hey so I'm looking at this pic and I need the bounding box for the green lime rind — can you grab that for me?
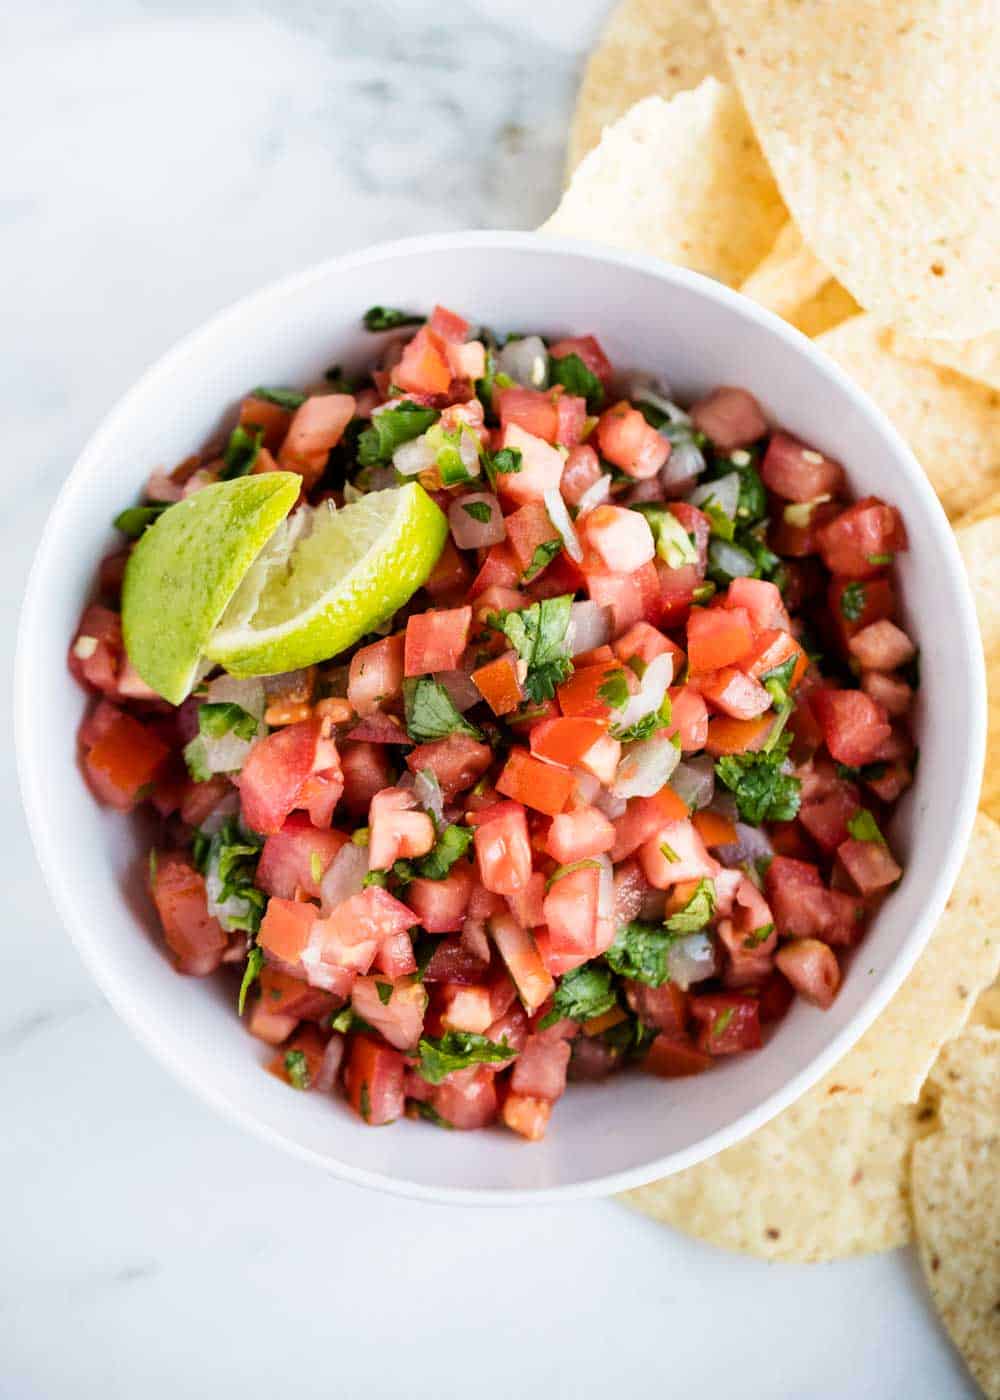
[122,473,300,704]
[205,483,448,677]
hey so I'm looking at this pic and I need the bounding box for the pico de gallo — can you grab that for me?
[69,304,916,1139]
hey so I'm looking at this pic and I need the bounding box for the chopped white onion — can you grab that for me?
[661,439,706,488]
[413,767,446,827]
[574,473,612,517]
[666,932,718,990]
[612,652,674,733]
[458,431,481,475]
[570,768,602,806]
[671,756,716,811]
[689,471,740,519]
[342,481,364,504]
[623,374,690,424]
[497,335,549,389]
[567,600,612,656]
[319,841,368,915]
[711,790,740,822]
[393,433,437,476]
[715,822,774,870]
[593,787,627,821]
[543,488,583,563]
[197,790,240,835]
[612,734,680,799]
[198,676,266,774]
[313,1034,345,1092]
[146,469,184,503]
[365,465,398,491]
[433,668,481,714]
[595,854,614,923]
[449,492,505,549]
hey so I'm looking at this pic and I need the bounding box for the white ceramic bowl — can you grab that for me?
[16,231,986,1203]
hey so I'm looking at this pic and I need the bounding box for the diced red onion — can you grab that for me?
[711,791,740,822]
[567,600,612,656]
[639,886,667,922]
[671,756,716,811]
[146,470,184,503]
[544,488,583,563]
[612,652,674,733]
[574,474,612,517]
[689,471,740,519]
[449,491,505,549]
[593,787,627,821]
[497,335,549,388]
[319,841,368,914]
[612,734,680,799]
[623,478,665,506]
[461,917,491,963]
[715,822,774,870]
[666,932,718,990]
[661,439,705,489]
[433,669,481,714]
[413,767,446,826]
[313,1034,345,1092]
[393,434,436,476]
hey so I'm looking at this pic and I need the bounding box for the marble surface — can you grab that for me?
[1,4,976,1396]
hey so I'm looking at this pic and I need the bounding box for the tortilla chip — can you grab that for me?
[543,81,786,288]
[889,327,1000,394]
[567,0,728,175]
[814,316,1000,520]
[710,0,1000,338]
[787,279,862,339]
[811,813,1000,1107]
[912,1033,1000,1398]
[971,980,1000,1031]
[956,513,1000,822]
[738,222,830,321]
[958,490,1000,530]
[622,1095,935,1262]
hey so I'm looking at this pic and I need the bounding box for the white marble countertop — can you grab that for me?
[1,4,976,1396]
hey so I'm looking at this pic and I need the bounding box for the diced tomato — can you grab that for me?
[799,784,861,855]
[724,578,791,634]
[473,802,532,894]
[557,660,630,719]
[351,976,427,1051]
[431,1065,499,1130]
[555,393,587,447]
[404,607,471,675]
[512,1035,571,1101]
[424,537,473,602]
[438,982,494,1035]
[775,939,841,1009]
[338,741,393,816]
[757,970,796,1024]
[847,620,915,672]
[429,304,469,342]
[525,547,586,601]
[769,501,842,559]
[368,786,435,869]
[546,806,616,863]
[84,711,169,811]
[529,716,617,778]
[373,930,418,979]
[689,993,762,1054]
[811,688,892,767]
[689,388,766,449]
[691,809,738,847]
[585,561,661,634]
[613,621,683,671]
[549,335,614,390]
[502,1091,551,1140]
[560,444,605,506]
[700,666,772,720]
[504,500,561,573]
[472,651,523,716]
[817,497,907,578]
[239,394,292,450]
[345,1036,406,1125]
[423,936,489,985]
[860,670,912,717]
[761,432,844,502]
[238,718,326,835]
[266,1024,329,1086]
[489,914,555,1013]
[347,634,405,716]
[581,505,656,572]
[505,870,546,929]
[764,856,864,946]
[610,788,691,862]
[248,1002,299,1046]
[687,606,754,675]
[405,734,493,799]
[827,577,895,648]
[656,561,699,627]
[642,1035,712,1077]
[742,629,807,689]
[836,838,902,895]
[277,394,355,489]
[471,541,521,595]
[256,965,338,1022]
[496,748,574,816]
[496,424,564,505]
[596,401,669,479]
[663,685,709,752]
[865,761,912,804]
[69,604,124,697]
[498,387,558,443]
[259,897,319,968]
[543,863,601,954]
[323,885,418,950]
[639,818,719,888]
[257,815,348,899]
[624,981,688,1035]
[392,326,452,396]
[704,712,774,756]
[150,852,226,976]
[406,864,474,933]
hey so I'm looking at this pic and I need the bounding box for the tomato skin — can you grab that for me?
[639,818,719,889]
[742,629,807,688]
[429,304,470,342]
[489,913,555,1013]
[471,541,521,595]
[799,783,861,855]
[239,394,292,450]
[811,688,892,767]
[511,1035,571,1102]
[84,711,169,811]
[703,712,774,756]
[277,394,355,489]
[529,717,620,781]
[347,634,405,716]
[691,809,738,848]
[817,497,907,578]
[424,537,473,603]
[689,993,762,1054]
[836,838,902,895]
[351,976,427,1051]
[502,1090,552,1140]
[549,335,614,390]
[257,965,339,1022]
[761,432,844,502]
[689,387,766,450]
[422,936,489,985]
[496,748,574,816]
[560,443,604,506]
[150,853,227,976]
[769,500,841,559]
[764,856,865,946]
[557,660,632,720]
[392,326,452,396]
[431,1066,499,1129]
[473,803,533,895]
[338,741,393,817]
[585,561,661,634]
[259,897,319,968]
[596,401,669,479]
[642,1035,712,1077]
[257,815,348,899]
[472,651,523,716]
[405,734,493,799]
[699,666,772,720]
[775,939,841,1009]
[609,788,691,862]
[624,981,688,1035]
[406,864,474,933]
[687,606,754,675]
[345,1036,406,1125]
[498,387,558,444]
[827,576,895,649]
[403,607,472,675]
[238,718,326,835]
[724,578,790,634]
[543,864,601,954]
[546,806,616,863]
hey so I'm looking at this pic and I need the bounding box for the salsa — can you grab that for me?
[69,305,915,1138]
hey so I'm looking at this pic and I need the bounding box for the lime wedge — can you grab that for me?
[121,473,300,704]
[205,483,447,676]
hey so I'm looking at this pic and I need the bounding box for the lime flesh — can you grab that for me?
[205,483,447,677]
[121,473,301,704]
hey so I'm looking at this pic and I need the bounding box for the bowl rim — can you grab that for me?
[16,228,987,1204]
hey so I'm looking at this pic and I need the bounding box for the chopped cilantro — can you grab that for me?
[548,351,604,411]
[250,386,306,410]
[412,824,473,880]
[362,305,425,332]
[743,922,774,949]
[375,981,394,1006]
[734,465,767,523]
[362,869,389,888]
[867,552,893,566]
[284,1049,310,1090]
[359,1083,371,1121]
[711,1007,734,1039]
[715,732,801,825]
[702,499,736,541]
[416,1032,516,1085]
[309,851,324,885]
[351,827,370,847]
[522,537,562,582]
[494,595,573,704]
[611,711,660,744]
[839,581,867,622]
[664,878,716,933]
[329,1005,375,1035]
[221,424,263,479]
[182,735,212,782]
[483,445,522,487]
[847,809,886,844]
[402,676,484,744]
[539,963,617,1028]
[193,817,265,934]
[357,402,440,468]
[659,841,679,863]
[605,921,675,987]
[237,945,264,1015]
[462,500,493,524]
[197,701,259,741]
[545,858,601,891]
[412,1101,454,1129]
[761,654,799,709]
[597,669,630,711]
[114,503,169,538]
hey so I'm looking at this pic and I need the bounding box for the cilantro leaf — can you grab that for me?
[597,669,630,711]
[846,808,886,844]
[611,712,660,744]
[539,962,617,1028]
[357,402,440,468]
[839,581,867,622]
[761,654,799,709]
[413,824,473,880]
[549,351,604,411]
[462,500,493,524]
[362,306,425,332]
[250,386,306,410]
[221,424,263,479]
[715,733,801,825]
[328,1005,374,1035]
[495,595,573,704]
[416,1031,516,1085]
[664,877,716,933]
[237,945,264,1015]
[634,505,698,569]
[182,735,212,783]
[375,981,394,1006]
[403,677,484,744]
[522,537,562,582]
[702,499,736,541]
[197,701,259,742]
[193,817,265,934]
[284,1049,311,1090]
[483,445,522,487]
[743,922,774,949]
[605,922,675,987]
[114,503,169,538]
